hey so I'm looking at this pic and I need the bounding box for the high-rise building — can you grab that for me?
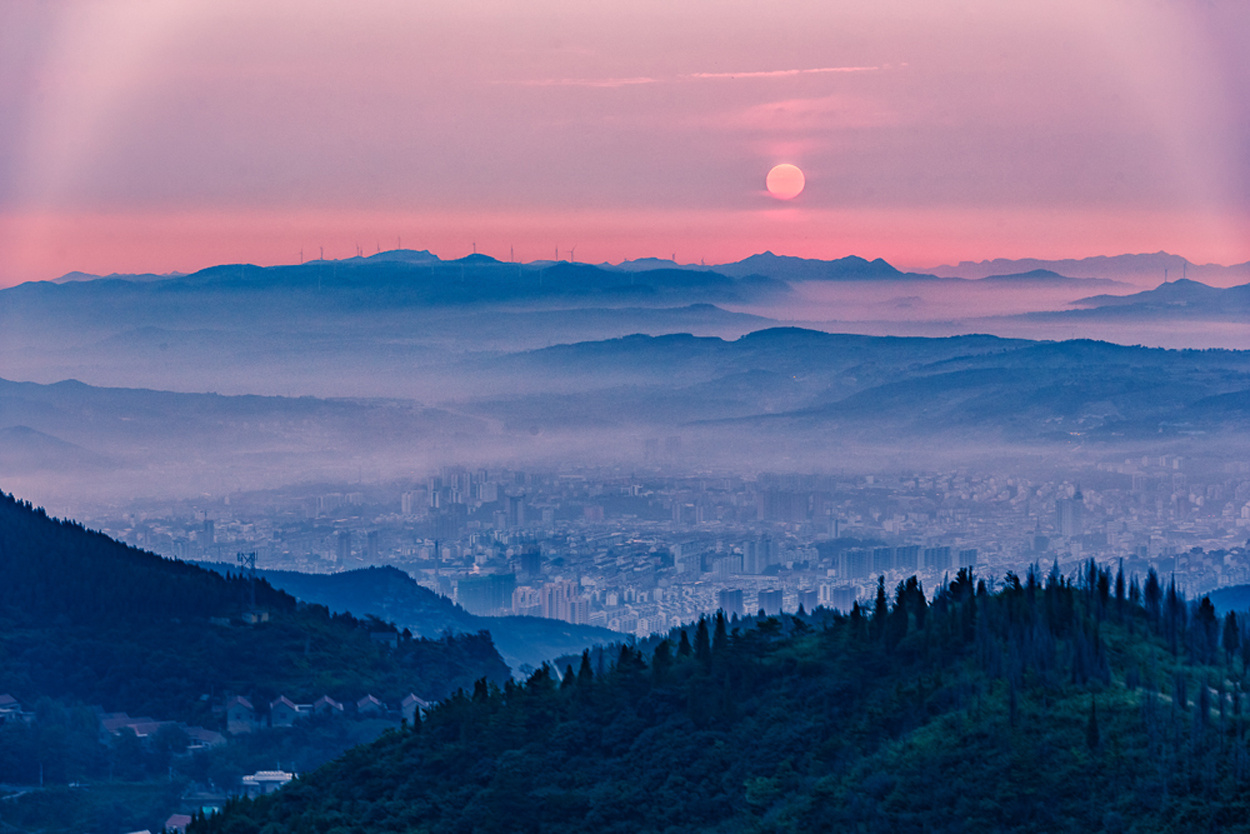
[507,494,526,528]
[923,546,952,572]
[1057,492,1084,538]
[714,554,742,578]
[872,546,895,573]
[843,548,871,579]
[894,545,920,571]
[757,588,784,615]
[716,588,744,617]
[819,584,858,612]
[540,580,579,620]
[567,596,590,625]
[366,530,379,562]
[335,530,351,563]
[518,548,542,577]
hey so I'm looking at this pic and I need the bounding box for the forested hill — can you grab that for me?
[196,567,1250,834]
[0,491,509,724]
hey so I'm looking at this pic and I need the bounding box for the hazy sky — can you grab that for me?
[1,0,1247,285]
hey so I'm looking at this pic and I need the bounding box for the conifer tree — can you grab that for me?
[1223,612,1240,668]
[1144,568,1162,627]
[872,576,888,639]
[1194,597,1218,664]
[677,629,693,658]
[652,639,672,679]
[695,616,711,664]
[578,649,594,685]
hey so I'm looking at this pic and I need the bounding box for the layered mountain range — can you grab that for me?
[5,327,1250,504]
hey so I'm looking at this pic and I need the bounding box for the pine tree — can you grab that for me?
[713,611,728,656]
[1144,568,1162,627]
[1224,612,1241,668]
[677,629,693,658]
[695,616,711,664]
[872,576,889,639]
[578,649,594,685]
[652,640,672,679]
[1194,597,1218,664]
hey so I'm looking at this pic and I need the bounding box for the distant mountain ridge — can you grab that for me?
[9,329,1250,501]
[52,270,187,284]
[1070,278,1250,313]
[979,268,1126,288]
[711,251,941,282]
[929,252,1250,284]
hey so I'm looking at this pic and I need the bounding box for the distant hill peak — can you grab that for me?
[982,268,1073,281]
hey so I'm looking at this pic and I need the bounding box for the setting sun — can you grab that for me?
[766,163,805,200]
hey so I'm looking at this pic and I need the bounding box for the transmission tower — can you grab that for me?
[237,551,258,611]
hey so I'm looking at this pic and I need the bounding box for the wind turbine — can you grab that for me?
[566,246,577,263]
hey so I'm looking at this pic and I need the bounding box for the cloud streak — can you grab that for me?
[686,66,881,80]
[502,65,881,88]
[505,76,659,88]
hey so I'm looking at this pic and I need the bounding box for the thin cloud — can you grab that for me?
[501,65,885,88]
[501,77,658,88]
[687,66,880,80]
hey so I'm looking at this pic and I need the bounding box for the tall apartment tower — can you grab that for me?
[1057,489,1084,538]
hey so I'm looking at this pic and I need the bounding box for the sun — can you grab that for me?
[766,163,805,200]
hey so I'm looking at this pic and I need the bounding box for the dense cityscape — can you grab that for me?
[91,451,1250,639]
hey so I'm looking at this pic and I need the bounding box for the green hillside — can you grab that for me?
[0,491,510,725]
[194,566,1250,833]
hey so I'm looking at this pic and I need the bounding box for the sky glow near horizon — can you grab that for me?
[0,0,1247,286]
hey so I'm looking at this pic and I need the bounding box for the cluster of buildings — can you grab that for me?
[225,692,430,733]
[93,454,1250,638]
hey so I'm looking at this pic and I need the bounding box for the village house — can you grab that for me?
[163,814,193,834]
[269,695,310,727]
[312,695,344,716]
[356,694,385,715]
[225,695,256,734]
[0,694,33,726]
[241,769,295,798]
[400,693,431,724]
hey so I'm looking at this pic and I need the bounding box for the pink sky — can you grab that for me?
[1,0,1247,286]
